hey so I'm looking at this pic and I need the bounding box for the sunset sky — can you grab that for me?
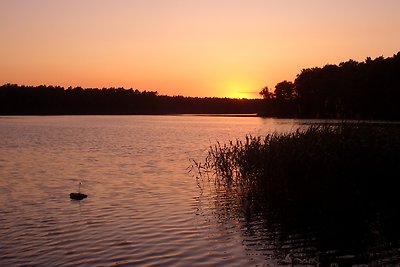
[1,1,399,98]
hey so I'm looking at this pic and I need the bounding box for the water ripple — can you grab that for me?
[1,116,399,266]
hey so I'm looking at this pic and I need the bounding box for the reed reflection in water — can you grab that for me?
[197,186,400,266]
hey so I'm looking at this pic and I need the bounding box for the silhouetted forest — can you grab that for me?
[2,53,399,118]
[260,52,400,120]
[0,84,263,115]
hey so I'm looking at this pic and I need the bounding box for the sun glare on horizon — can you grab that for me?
[227,91,260,99]
[220,80,261,99]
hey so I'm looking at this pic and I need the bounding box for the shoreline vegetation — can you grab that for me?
[1,52,399,120]
[193,123,400,208]
[191,123,400,265]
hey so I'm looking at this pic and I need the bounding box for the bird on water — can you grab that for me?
[70,182,87,200]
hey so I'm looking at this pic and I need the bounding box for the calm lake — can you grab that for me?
[0,116,398,266]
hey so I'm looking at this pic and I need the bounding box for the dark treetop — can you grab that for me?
[259,52,400,120]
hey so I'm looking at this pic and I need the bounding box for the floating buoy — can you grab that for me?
[70,192,87,200]
[70,182,88,200]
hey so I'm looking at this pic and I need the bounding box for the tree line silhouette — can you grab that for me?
[1,52,399,118]
[0,84,263,115]
[260,52,400,120]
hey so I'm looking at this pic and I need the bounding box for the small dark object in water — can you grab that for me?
[70,192,87,200]
[70,182,87,200]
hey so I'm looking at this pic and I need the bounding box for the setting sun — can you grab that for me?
[219,80,261,99]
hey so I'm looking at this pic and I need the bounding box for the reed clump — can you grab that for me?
[195,123,400,212]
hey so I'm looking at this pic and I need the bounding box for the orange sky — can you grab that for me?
[1,0,399,98]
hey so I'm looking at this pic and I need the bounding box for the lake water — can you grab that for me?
[0,116,398,266]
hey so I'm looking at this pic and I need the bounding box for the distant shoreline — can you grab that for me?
[0,113,259,117]
[2,114,400,124]
[177,113,259,117]
[0,84,263,116]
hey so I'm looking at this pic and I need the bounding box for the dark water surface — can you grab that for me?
[0,116,398,266]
